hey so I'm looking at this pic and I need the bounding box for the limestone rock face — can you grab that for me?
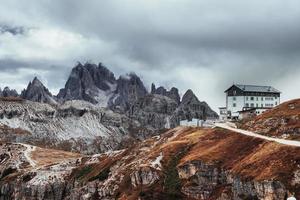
[0,100,140,154]
[21,77,57,104]
[0,87,18,97]
[151,83,180,104]
[57,62,117,106]
[178,160,287,200]
[128,94,178,130]
[130,167,160,187]
[110,73,148,112]
[175,89,218,121]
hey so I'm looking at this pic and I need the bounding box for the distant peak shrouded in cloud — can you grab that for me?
[0,0,300,111]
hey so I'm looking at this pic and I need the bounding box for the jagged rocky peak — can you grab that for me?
[0,86,18,97]
[181,89,199,104]
[151,83,156,94]
[176,89,218,120]
[151,83,180,104]
[168,87,180,104]
[21,77,56,104]
[110,73,148,112]
[57,62,117,106]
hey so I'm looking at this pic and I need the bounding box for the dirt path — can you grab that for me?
[17,143,37,167]
[215,123,300,147]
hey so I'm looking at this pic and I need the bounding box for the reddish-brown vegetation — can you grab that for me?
[31,147,81,167]
[242,98,300,140]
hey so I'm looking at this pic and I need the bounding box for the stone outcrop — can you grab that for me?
[130,167,160,187]
[57,62,116,106]
[151,83,180,104]
[0,87,18,97]
[0,99,140,154]
[128,94,178,130]
[109,73,148,112]
[21,77,57,104]
[178,160,286,200]
[175,89,218,121]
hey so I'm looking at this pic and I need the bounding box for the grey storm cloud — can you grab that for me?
[0,24,26,35]
[0,0,300,111]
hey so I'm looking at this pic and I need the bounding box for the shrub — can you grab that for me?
[89,167,110,182]
[76,166,93,180]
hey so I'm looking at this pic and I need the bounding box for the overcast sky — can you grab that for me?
[0,0,300,111]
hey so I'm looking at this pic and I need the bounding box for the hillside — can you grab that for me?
[1,127,299,199]
[0,99,142,154]
[241,98,300,140]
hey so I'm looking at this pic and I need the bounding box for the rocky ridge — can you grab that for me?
[0,127,299,199]
[0,99,142,154]
[241,98,300,140]
[57,62,117,106]
[21,77,57,104]
[1,62,218,132]
[0,87,18,97]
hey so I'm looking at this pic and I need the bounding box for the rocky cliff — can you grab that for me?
[0,87,18,97]
[57,63,217,119]
[128,94,179,130]
[110,73,148,112]
[175,89,218,121]
[0,99,142,154]
[151,83,180,104]
[21,77,57,104]
[57,62,117,106]
[0,127,298,199]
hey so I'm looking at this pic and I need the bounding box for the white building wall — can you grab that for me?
[227,95,280,117]
[227,96,244,117]
[180,118,216,127]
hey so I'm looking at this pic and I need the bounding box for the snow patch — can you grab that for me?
[150,152,163,170]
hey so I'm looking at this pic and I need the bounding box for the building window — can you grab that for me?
[233,97,236,101]
[265,103,274,107]
[261,97,264,101]
[265,97,274,101]
[250,97,254,101]
[246,97,249,101]
[233,90,237,95]
[245,103,249,107]
[256,97,258,101]
[275,102,278,105]
[233,103,236,107]
[256,103,258,107]
[250,103,254,107]
[261,104,263,107]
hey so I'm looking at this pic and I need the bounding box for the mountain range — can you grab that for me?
[1,62,218,123]
[0,62,217,154]
[1,63,300,200]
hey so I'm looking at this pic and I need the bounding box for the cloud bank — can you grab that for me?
[0,0,300,111]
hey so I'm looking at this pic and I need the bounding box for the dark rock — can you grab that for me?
[21,77,56,104]
[57,62,116,105]
[109,73,148,112]
[175,89,218,121]
[128,94,178,130]
[1,87,18,97]
[151,84,180,104]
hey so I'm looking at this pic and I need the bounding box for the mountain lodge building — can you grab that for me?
[220,84,281,120]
